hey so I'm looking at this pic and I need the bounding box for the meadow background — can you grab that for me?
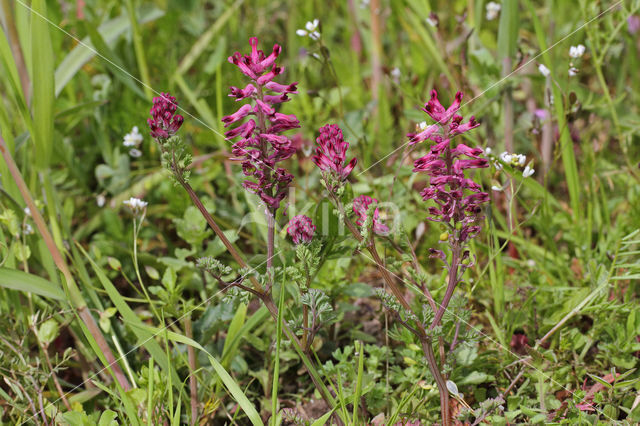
[1,0,640,424]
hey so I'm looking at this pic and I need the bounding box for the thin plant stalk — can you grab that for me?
[329,193,451,425]
[184,316,198,426]
[0,135,132,391]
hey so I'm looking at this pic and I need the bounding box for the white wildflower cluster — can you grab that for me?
[296,19,320,41]
[123,126,143,158]
[484,148,535,190]
[568,44,585,77]
[486,2,501,21]
[123,197,148,215]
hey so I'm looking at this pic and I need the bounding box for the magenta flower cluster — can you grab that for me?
[286,215,316,245]
[148,93,184,140]
[410,90,488,242]
[312,124,357,188]
[223,37,300,211]
[353,195,389,235]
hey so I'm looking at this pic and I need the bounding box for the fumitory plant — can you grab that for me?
[315,90,489,425]
[147,38,345,422]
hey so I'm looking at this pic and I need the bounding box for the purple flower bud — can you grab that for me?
[312,124,358,184]
[148,92,184,140]
[287,215,316,244]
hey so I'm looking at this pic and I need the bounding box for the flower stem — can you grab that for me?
[266,210,275,292]
[330,193,451,424]
[430,243,461,330]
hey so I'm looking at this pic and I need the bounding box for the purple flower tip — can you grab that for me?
[148,92,184,140]
[312,124,357,184]
[287,215,316,244]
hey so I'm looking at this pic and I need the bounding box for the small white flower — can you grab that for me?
[23,223,33,235]
[123,197,148,214]
[96,194,106,207]
[514,154,526,166]
[123,126,143,147]
[417,121,428,131]
[499,151,512,163]
[568,67,579,77]
[569,44,585,58]
[129,148,142,158]
[484,147,492,155]
[311,53,321,60]
[486,2,501,21]
[391,67,401,79]
[549,94,554,105]
[526,259,536,267]
[538,64,550,77]
[305,19,319,32]
[494,162,503,170]
[24,207,31,216]
[359,0,370,8]
[491,185,503,191]
[298,19,320,40]
[523,165,535,178]
[426,16,438,27]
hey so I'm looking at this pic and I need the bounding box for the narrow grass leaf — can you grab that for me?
[0,267,64,300]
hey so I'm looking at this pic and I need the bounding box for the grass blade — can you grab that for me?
[0,267,64,300]
[30,0,54,169]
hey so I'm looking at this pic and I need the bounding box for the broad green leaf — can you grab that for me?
[0,267,64,300]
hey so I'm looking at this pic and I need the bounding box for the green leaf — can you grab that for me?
[310,408,337,426]
[38,319,59,346]
[0,267,65,300]
[98,410,118,426]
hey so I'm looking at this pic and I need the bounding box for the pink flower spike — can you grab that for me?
[287,215,316,244]
[352,195,389,235]
[222,104,253,127]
